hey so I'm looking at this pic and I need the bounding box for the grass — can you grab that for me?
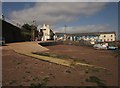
[30,76,50,87]
[16,62,21,65]
[114,49,120,58]
[22,76,25,79]
[61,40,80,46]
[25,71,31,74]
[70,60,76,67]
[42,76,50,82]
[65,69,71,73]
[86,76,106,87]
[9,80,17,85]
[32,77,40,81]
[73,59,89,64]
[89,67,100,73]
[30,83,44,88]
[32,52,70,59]
[19,85,23,87]
[35,62,38,64]
[24,67,27,69]
[32,52,89,64]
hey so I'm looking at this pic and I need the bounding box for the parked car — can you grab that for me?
[93,44,107,49]
[107,45,118,50]
[0,37,5,46]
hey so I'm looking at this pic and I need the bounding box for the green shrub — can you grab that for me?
[86,76,106,87]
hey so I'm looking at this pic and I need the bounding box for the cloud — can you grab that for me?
[2,0,120,2]
[36,0,116,2]
[9,2,107,25]
[54,24,116,33]
[0,2,2,17]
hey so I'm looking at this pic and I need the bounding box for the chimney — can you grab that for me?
[43,24,46,27]
[42,24,46,29]
[47,25,50,29]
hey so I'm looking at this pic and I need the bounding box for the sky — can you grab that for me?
[2,2,119,37]
[1,0,120,2]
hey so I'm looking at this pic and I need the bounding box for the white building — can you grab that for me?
[37,24,55,41]
[56,32,116,44]
[99,32,116,42]
[80,32,116,43]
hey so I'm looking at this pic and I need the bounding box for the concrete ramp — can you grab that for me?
[7,42,74,67]
[8,42,49,54]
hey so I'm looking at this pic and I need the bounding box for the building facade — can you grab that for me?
[99,33,116,42]
[56,32,116,44]
[37,24,55,41]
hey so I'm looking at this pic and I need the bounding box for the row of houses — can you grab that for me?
[56,32,116,44]
[37,24,116,44]
[1,19,117,44]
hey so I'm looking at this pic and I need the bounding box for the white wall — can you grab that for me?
[99,33,116,42]
[40,24,51,41]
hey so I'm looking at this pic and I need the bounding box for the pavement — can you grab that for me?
[5,41,108,69]
[5,42,74,67]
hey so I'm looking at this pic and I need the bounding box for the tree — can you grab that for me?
[21,23,38,41]
[21,24,31,31]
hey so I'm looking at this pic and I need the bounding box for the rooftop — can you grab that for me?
[56,32,116,36]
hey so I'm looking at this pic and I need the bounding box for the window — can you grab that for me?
[111,35,113,37]
[104,35,106,37]
[111,39,113,41]
[107,39,109,41]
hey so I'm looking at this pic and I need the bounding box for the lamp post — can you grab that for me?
[65,25,67,34]
[31,20,36,41]
[64,25,67,41]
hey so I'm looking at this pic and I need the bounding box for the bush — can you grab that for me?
[86,76,106,86]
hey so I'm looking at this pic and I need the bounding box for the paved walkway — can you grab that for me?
[6,42,107,69]
[6,42,74,67]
